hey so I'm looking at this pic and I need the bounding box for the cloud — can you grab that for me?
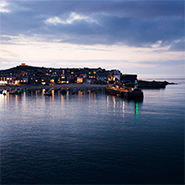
[45,12,97,25]
[168,39,185,52]
[137,60,184,66]
[0,0,10,13]
[1,1,184,50]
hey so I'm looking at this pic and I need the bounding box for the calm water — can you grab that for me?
[0,78,184,184]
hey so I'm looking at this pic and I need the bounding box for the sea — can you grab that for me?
[0,77,184,184]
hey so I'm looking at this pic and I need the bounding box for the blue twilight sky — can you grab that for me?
[0,0,184,77]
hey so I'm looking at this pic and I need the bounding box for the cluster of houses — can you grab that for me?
[0,63,137,86]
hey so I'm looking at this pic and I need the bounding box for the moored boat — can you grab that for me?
[105,85,143,99]
[9,89,23,95]
[60,89,67,95]
[44,89,52,96]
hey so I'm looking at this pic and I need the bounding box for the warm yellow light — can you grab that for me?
[0,81,7,84]
[77,77,83,83]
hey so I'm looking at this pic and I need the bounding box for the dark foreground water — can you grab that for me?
[0,78,184,184]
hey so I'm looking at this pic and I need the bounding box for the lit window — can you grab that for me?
[50,79,55,83]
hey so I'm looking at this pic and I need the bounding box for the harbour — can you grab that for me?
[1,0,184,184]
[0,77,184,184]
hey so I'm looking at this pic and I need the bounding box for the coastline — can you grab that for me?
[0,84,107,90]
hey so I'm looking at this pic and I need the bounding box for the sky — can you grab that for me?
[0,0,184,77]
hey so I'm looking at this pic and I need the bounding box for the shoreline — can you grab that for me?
[0,84,107,90]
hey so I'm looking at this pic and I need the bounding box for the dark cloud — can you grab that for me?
[9,1,183,18]
[1,0,184,50]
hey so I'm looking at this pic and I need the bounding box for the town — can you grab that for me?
[0,63,137,86]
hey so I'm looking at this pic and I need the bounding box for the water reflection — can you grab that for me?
[106,95,109,108]
[88,91,97,105]
[123,100,125,118]
[1,89,143,125]
[135,102,138,124]
[0,91,6,108]
[106,95,126,117]
[61,94,65,108]
[105,95,144,124]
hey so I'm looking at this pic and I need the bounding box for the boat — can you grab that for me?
[44,89,52,96]
[105,85,143,99]
[71,89,78,95]
[60,89,67,95]
[9,89,23,95]
[14,91,22,95]
[9,91,15,95]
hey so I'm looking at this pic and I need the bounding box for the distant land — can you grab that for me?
[0,63,175,88]
[0,63,135,86]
